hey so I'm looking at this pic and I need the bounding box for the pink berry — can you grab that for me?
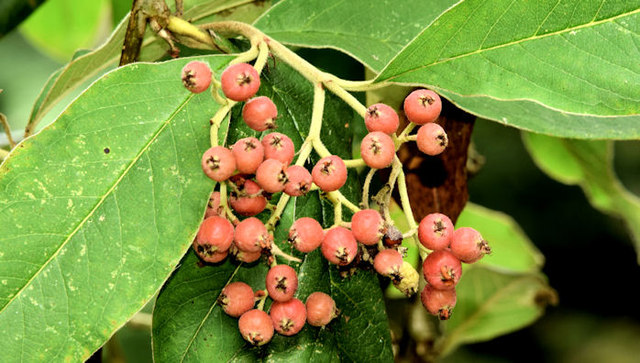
[418,213,454,251]
[284,165,312,197]
[201,146,236,181]
[422,250,462,290]
[193,216,234,261]
[193,247,227,263]
[242,96,278,131]
[312,155,347,192]
[305,292,337,327]
[234,217,271,253]
[373,249,403,277]
[417,123,448,156]
[219,282,255,317]
[288,217,324,253]
[321,227,357,265]
[229,243,262,263]
[238,309,274,346]
[181,60,212,93]
[404,89,442,125]
[451,227,491,263]
[270,298,306,336]
[255,159,288,193]
[220,63,260,101]
[351,209,385,246]
[262,132,295,166]
[229,179,267,216]
[266,264,298,302]
[421,284,456,320]
[204,191,222,218]
[231,137,264,174]
[360,132,395,169]
[365,103,399,134]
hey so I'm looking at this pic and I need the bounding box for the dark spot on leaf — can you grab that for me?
[103,148,110,154]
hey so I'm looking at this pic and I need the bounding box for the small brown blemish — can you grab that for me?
[103,148,110,154]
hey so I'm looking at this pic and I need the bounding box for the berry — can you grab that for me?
[193,216,234,260]
[321,227,357,265]
[220,63,260,101]
[373,249,403,277]
[421,284,456,320]
[231,137,264,174]
[242,96,278,131]
[288,217,324,253]
[284,165,312,197]
[204,191,222,218]
[422,250,462,290]
[201,146,236,181]
[451,227,491,263]
[262,133,295,166]
[234,217,271,252]
[181,60,212,93]
[351,209,385,246]
[404,89,442,125]
[238,309,274,346]
[229,243,262,263]
[312,155,347,192]
[383,225,403,248]
[255,159,288,193]
[266,264,298,302]
[360,132,395,169]
[417,123,448,156]
[305,292,337,327]
[418,213,454,251]
[219,282,255,317]
[270,298,307,336]
[394,261,419,296]
[193,243,228,263]
[229,179,267,216]
[365,103,399,135]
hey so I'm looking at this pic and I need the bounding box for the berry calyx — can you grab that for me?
[204,191,222,218]
[422,250,462,290]
[404,89,442,125]
[219,282,255,317]
[288,217,324,253]
[181,60,212,94]
[193,245,228,264]
[266,264,299,302]
[360,132,395,169]
[351,209,385,246]
[305,292,337,327]
[421,284,457,320]
[262,132,295,166]
[284,165,313,197]
[451,227,491,263]
[312,155,347,192]
[270,298,307,336]
[238,309,274,346]
[394,261,420,296]
[193,216,234,261]
[220,63,260,101]
[242,96,278,131]
[229,179,267,216]
[231,137,264,174]
[418,213,454,251]
[234,217,271,253]
[365,103,399,135]
[417,123,448,156]
[255,159,289,193]
[373,249,403,277]
[321,227,357,265]
[201,146,236,182]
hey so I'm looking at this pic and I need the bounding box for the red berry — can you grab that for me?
[417,123,448,156]
[321,227,357,265]
[220,63,260,101]
[418,213,454,251]
[242,96,277,131]
[288,217,324,253]
[360,132,395,169]
[305,292,337,327]
[201,146,236,181]
[193,216,234,261]
[231,137,264,174]
[262,132,295,166]
[181,60,212,93]
[451,227,491,263]
[373,249,403,277]
[421,284,456,320]
[404,89,442,125]
[365,103,399,135]
[284,165,312,197]
[256,159,288,193]
[204,191,222,218]
[238,309,274,346]
[229,179,267,216]
[266,264,298,302]
[351,209,385,246]
[193,243,228,263]
[234,217,271,253]
[422,250,462,290]
[312,155,347,192]
[270,298,306,336]
[229,243,262,263]
[219,282,255,317]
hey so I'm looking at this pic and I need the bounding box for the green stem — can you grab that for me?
[270,242,302,263]
[398,123,416,140]
[323,80,367,118]
[219,182,238,224]
[253,41,269,74]
[328,191,360,214]
[343,158,366,168]
[209,103,233,146]
[361,168,376,209]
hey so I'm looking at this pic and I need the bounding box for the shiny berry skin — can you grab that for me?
[451,227,491,263]
[231,137,264,174]
[417,123,448,156]
[266,264,298,302]
[305,292,337,327]
[229,243,262,263]
[418,213,454,251]
[242,96,278,131]
[204,191,222,218]
[229,179,267,216]
[238,309,274,346]
[312,155,347,192]
[270,298,306,336]
[234,217,271,253]
[220,63,260,101]
[201,146,236,181]
[262,132,295,166]
[284,165,312,197]
[219,282,255,317]
[373,249,403,277]
[194,216,234,258]
[321,227,357,265]
[360,132,395,169]
[255,159,288,193]
[421,284,457,320]
[288,217,324,253]
[404,89,442,125]
[422,250,462,290]
[351,209,385,245]
[365,103,399,135]
[181,61,212,93]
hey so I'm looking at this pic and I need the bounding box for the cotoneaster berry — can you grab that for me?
[229,243,262,263]
[321,227,357,265]
[312,155,347,192]
[288,217,324,253]
[242,96,278,131]
[365,103,399,135]
[451,227,491,263]
[351,209,385,246]
[256,159,288,193]
[422,250,462,290]
[181,60,212,94]
[306,292,337,327]
[421,284,457,320]
[262,132,295,166]
[270,298,307,336]
[360,131,395,169]
[201,146,236,181]
[238,309,274,346]
[219,282,255,318]
[220,63,260,101]
[383,225,403,248]
[204,191,222,218]
[266,264,299,302]
[418,213,454,251]
[231,137,264,174]
[284,165,312,197]
[404,89,442,125]
[194,216,234,259]
[394,261,419,296]
[229,179,267,216]
[234,217,271,253]
[373,249,403,277]
[417,123,448,156]
[193,244,228,264]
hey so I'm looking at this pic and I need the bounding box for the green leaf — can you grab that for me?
[522,133,640,262]
[0,0,46,37]
[0,55,234,360]
[456,203,544,274]
[254,0,458,72]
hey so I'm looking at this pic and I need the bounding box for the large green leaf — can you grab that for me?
[254,0,458,72]
[0,55,234,361]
